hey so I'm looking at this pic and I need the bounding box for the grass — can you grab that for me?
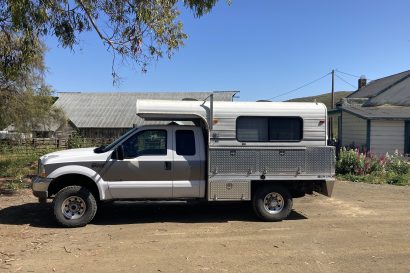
[337,173,410,186]
[0,148,58,193]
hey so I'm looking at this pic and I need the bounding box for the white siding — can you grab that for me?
[341,112,367,149]
[370,120,404,155]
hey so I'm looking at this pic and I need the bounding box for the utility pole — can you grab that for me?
[331,69,335,109]
[329,69,335,140]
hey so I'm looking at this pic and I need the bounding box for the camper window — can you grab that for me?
[236,117,303,142]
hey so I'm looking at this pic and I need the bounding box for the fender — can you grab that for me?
[48,165,112,200]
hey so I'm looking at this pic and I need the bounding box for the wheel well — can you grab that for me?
[251,180,313,198]
[48,174,100,201]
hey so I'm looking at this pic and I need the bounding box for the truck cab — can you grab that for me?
[102,125,206,199]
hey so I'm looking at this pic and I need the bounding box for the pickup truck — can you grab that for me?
[33,99,335,227]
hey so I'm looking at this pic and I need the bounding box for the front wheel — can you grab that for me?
[252,185,293,221]
[52,186,98,228]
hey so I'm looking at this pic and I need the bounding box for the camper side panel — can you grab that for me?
[209,103,327,147]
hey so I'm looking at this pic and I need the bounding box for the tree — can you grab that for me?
[1,0,223,82]
[0,31,65,133]
[0,0,223,132]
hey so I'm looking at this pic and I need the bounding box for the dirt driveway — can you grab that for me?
[0,181,409,273]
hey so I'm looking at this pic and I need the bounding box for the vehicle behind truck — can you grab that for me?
[33,98,335,227]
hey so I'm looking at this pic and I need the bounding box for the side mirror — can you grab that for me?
[112,145,125,160]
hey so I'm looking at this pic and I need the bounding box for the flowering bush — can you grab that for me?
[336,148,410,185]
[385,151,410,175]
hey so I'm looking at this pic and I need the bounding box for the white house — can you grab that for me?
[329,70,410,155]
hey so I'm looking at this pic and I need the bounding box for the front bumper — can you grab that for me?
[32,176,52,199]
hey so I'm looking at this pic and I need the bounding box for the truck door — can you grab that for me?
[104,128,173,198]
[172,128,205,198]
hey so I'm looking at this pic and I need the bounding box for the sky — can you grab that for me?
[44,0,410,101]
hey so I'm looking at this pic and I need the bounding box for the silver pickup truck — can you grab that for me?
[33,99,335,227]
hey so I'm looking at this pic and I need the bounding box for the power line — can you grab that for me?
[335,74,356,89]
[335,69,360,78]
[266,72,331,101]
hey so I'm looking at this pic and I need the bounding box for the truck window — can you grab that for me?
[176,130,196,156]
[122,130,167,158]
[236,117,303,142]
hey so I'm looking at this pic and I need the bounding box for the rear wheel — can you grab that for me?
[52,186,97,228]
[252,185,292,221]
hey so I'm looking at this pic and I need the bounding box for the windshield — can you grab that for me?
[97,128,137,153]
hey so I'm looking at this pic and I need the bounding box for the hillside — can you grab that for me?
[287,91,352,108]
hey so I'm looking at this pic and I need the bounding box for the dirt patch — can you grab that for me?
[1,181,410,273]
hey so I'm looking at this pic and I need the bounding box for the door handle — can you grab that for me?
[164,161,172,170]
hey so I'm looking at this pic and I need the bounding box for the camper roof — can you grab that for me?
[136,100,326,122]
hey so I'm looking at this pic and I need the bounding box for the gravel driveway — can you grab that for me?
[1,180,409,273]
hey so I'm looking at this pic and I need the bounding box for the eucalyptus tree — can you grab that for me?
[0,0,223,132]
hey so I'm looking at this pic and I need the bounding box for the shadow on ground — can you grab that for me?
[0,201,307,228]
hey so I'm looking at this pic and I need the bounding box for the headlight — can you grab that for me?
[38,159,46,178]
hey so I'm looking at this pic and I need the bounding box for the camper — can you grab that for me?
[32,98,335,227]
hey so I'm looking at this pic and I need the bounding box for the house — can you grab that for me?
[53,91,238,140]
[329,70,410,155]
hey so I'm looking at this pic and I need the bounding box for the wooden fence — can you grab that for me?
[0,137,116,161]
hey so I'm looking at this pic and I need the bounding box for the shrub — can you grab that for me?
[336,148,360,174]
[67,132,92,149]
[385,151,410,175]
[337,148,410,185]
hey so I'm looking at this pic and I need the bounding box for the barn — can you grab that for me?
[53,91,238,140]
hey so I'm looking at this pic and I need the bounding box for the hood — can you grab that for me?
[41,147,110,165]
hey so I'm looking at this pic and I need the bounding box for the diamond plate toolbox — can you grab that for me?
[208,179,251,201]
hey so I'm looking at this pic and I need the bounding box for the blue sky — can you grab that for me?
[44,0,410,101]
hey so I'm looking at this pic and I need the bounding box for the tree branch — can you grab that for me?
[76,0,116,49]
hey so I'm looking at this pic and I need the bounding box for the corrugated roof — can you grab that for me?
[54,91,238,128]
[348,70,410,99]
[339,105,410,120]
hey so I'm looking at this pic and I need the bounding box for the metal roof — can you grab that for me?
[54,91,238,128]
[364,76,410,106]
[335,105,410,120]
[347,70,410,99]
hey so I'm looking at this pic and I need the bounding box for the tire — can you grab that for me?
[252,184,293,222]
[52,186,98,228]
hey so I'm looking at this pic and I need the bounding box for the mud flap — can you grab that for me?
[315,180,335,197]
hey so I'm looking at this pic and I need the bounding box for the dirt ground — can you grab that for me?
[0,181,409,273]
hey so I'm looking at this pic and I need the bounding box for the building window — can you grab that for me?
[122,130,167,158]
[236,117,303,142]
[176,130,196,156]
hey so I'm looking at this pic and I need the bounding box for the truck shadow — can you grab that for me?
[0,201,307,228]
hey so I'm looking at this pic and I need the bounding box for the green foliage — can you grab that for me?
[67,131,92,149]
[1,0,225,81]
[0,147,57,178]
[337,148,410,186]
[0,30,66,132]
[385,153,410,175]
[336,148,360,174]
[3,178,31,191]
